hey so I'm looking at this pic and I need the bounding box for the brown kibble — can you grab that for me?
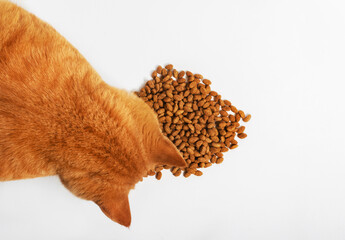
[230,144,238,149]
[219,129,226,136]
[237,126,245,133]
[154,76,161,83]
[204,109,212,116]
[176,85,185,92]
[165,64,173,70]
[222,106,231,111]
[162,75,170,82]
[202,101,210,108]
[174,95,183,101]
[161,68,168,76]
[178,142,186,150]
[186,71,193,77]
[224,100,231,106]
[230,105,238,113]
[190,88,199,94]
[172,69,178,78]
[155,172,162,180]
[189,137,199,144]
[178,71,185,79]
[202,79,211,85]
[214,95,221,102]
[177,78,186,83]
[196,140,203,149]
[211,142,221,148]
[238,110,245,119]
[139,64,250,179]
[238,133,247,139]
[198,157,208,163]
[235,113,241,122]
[163,97,172,102]
[210,91,218,96]
[220,110,228,117]
[220,147,228,152]
[205,162,212,168]
[157,108,165,114]
[172,117,179,124]
[243,114,251,122]
[147,80,155,88]
[218,122,227,129]
[190,163,198,168]
[163,165,171,169]
[189,81,197,88]
[155,166,164,172]
[156,65,162,74]
[200,87,207,94]
[216,157,224,164]
[166,90,173,98]
[184,106,193,112]
[194,74,203,79]
[166,103,173,112]
[146,101,153,108]
[174,169,182,176]
[147,170,155,176]
[171,167,179,174]
[175,139,182,146]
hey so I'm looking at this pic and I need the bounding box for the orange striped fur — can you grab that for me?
[0,1,186,227]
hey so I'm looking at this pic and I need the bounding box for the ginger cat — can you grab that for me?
[0,1,186,227]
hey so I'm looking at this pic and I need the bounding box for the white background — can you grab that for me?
[1,0,345,239]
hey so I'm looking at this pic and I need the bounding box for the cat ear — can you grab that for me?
[151,136,187,168]
[95,190,131,227]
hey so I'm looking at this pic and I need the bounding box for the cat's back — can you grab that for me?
[0,1,23,46]
[0,1,57,87]
[0,1,51,57]
[0,1,103,130]
[0,1,103,110]
[0,1,95,89]
[0,1,106,180]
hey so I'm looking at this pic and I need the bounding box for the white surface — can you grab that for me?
[1,0,345,239]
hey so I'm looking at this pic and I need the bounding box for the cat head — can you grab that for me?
[56,87,186,227]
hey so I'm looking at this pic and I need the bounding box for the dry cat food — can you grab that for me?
[135,64,251,179]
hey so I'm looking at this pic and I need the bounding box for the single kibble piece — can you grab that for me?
[238,110,245,119]
[230,144,238,150]
[155,171,162,180]
[238,133,247,139]
[243,114,251,122]
[156,65,162,74]
[165,64,173,70]
[202,79,212,85]
[224,100,231,106]
[216,157,224,164]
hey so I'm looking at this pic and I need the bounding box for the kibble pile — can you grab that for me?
[135,64,251,180]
